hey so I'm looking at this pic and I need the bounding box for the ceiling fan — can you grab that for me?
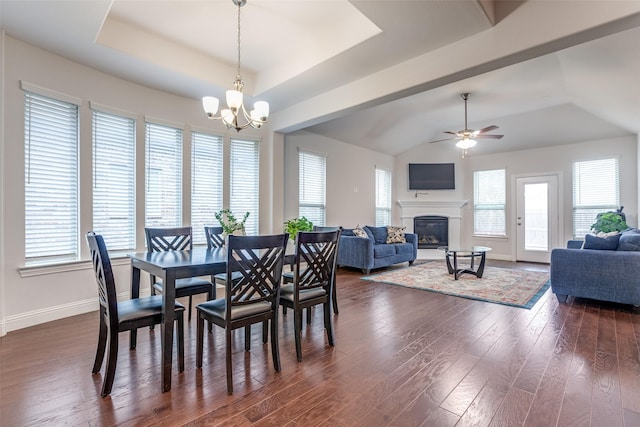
[429,92,503,150]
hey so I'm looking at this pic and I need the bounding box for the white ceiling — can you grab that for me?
[2,0,639,156]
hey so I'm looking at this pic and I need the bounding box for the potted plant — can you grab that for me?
[591,211,628,234]
[284,216,314,241]
[215,209,249,236]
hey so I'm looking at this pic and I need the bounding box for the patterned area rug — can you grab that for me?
[362,260,550,309]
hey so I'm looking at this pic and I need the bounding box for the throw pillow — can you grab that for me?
[617,232,640,251]
[353,225,368,238]
[366,226,388,244]
[583,233,620,250]
[386,225,406,244]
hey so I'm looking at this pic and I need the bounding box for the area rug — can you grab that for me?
[362,261,550,309]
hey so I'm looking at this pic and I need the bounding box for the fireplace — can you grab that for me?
[414,215,448,249]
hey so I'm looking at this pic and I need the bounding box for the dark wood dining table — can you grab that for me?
[128,247,227,392]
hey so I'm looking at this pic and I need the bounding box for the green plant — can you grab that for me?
[591,212,628,234]
[215,209,249,235]
[284,216,314,241]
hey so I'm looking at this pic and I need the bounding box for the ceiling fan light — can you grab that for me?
[456,138,477,149]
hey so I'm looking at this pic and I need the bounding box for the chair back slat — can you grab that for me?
[86,232,119,323]
[295,230,341,292]
[204,226,224,248]
[145,226,193,252]
[226,234,288,313]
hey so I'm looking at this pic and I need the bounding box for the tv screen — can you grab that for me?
[408,163,455,190]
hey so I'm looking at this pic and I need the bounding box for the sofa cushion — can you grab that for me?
[386,225,406,243]
[353,226,369,238]
[373,244,395,258]
[394,243,414,255]
[583,233,620,250]
[618,232,640,251]
[366,226,388,244]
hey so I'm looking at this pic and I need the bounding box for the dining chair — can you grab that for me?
[280,229,341,362]
[195,233,288,394]
[204,226,224,249]
[145,226,215,320]
[86,232,185,397]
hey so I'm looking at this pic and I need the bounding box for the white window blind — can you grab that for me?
[299,150,326,226]
[474,169,506,236]
[375,168,392,226]
[572,158,619,239]
[92,110,136,251]
[230,138,259,235]
[24,91,79,263]
[145,122,182,228]
[191,131,223,245]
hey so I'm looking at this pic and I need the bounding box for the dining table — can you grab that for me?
[128,247,227,392]
[128,244,296,393]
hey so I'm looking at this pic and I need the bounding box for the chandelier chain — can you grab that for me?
[236,1,242,80]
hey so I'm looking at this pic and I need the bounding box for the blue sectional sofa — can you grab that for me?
[550,228,640,306]
[337,226,417,274]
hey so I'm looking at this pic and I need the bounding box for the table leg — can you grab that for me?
[130,266,141,348]
[453,252,460,280]
[161,270,176,393]
[445,251,454,274]
[476,252,487,278]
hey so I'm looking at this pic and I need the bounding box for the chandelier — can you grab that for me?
[202,0,269,132]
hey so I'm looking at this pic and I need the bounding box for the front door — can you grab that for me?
[515,175,560,263]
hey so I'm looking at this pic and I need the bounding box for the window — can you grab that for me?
[92,109,136,251]
[298,150,326,226]
[572,158,619,239]
[145,122,183,228]
[375,168,392,226]
[473,169,506,236]
[191,131,223,245]
[24,90,79,263]
[230,138,259,235]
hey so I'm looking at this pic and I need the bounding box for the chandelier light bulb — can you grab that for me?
[202,96,219,117]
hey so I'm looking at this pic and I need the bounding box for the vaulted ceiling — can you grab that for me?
[2,0,639,156]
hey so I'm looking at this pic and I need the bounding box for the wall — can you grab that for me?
[395,136,638,259]
[0,36,280,334]
[283,130,394,229]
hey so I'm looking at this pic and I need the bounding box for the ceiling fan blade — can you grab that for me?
[443,131,460,136]
[476,134,504,139]
[478,125,499,133]
[428,137,456,144]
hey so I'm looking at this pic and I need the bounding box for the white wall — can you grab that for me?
[283,131,394,229]
[0,36,281,334]
[395,136,638,259]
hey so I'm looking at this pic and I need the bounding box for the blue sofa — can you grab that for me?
[550,229,640,306]
[337,226,417,274]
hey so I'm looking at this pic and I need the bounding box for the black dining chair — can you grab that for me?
[204,226,224,249]
[145,226,215,320]
[195,233,288,394]
[280,229,341,362]
[86,232,185,397]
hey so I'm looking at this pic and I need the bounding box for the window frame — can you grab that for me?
[298,149,326,227]
[375,167,392,226]
[473,168,506,237]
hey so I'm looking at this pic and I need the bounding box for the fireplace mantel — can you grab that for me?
[397,199,468,248]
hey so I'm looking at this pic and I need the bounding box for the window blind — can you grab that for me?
[92,110,136,251]
[145,122,183,228]
[298,150,326,226]
[375,168,392,226]
[572,158,619,238]
[474,169,506,236]
[24,91,79,262]
[230,138,259,235]
[191,131,223,245]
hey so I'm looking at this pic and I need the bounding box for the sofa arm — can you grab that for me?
[405,233,418,258]
[337,236,374,270]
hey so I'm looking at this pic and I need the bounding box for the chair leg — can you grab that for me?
[196,312,204,368]
[306,307,312,325]
[271,314,281,372]
[208,287,215,333]
[332,281,339,315]
[92,313,107,373]
[129,328,137,350]
[294,308,303,362]
[101,328,119,397]
[244,325,251,351]
[176,311,185,372]
[226,328,233,394]
[282,306,287,316]
[188,296,193,321]
[324,301,334,347]
[262,321,268,344]
[150,280,156,330]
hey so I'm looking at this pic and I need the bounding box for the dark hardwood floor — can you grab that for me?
[1,260,639,426]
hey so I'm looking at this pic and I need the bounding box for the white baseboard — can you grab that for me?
[1,290,148,335]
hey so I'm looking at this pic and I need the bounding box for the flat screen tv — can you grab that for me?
[408,163,455,190]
